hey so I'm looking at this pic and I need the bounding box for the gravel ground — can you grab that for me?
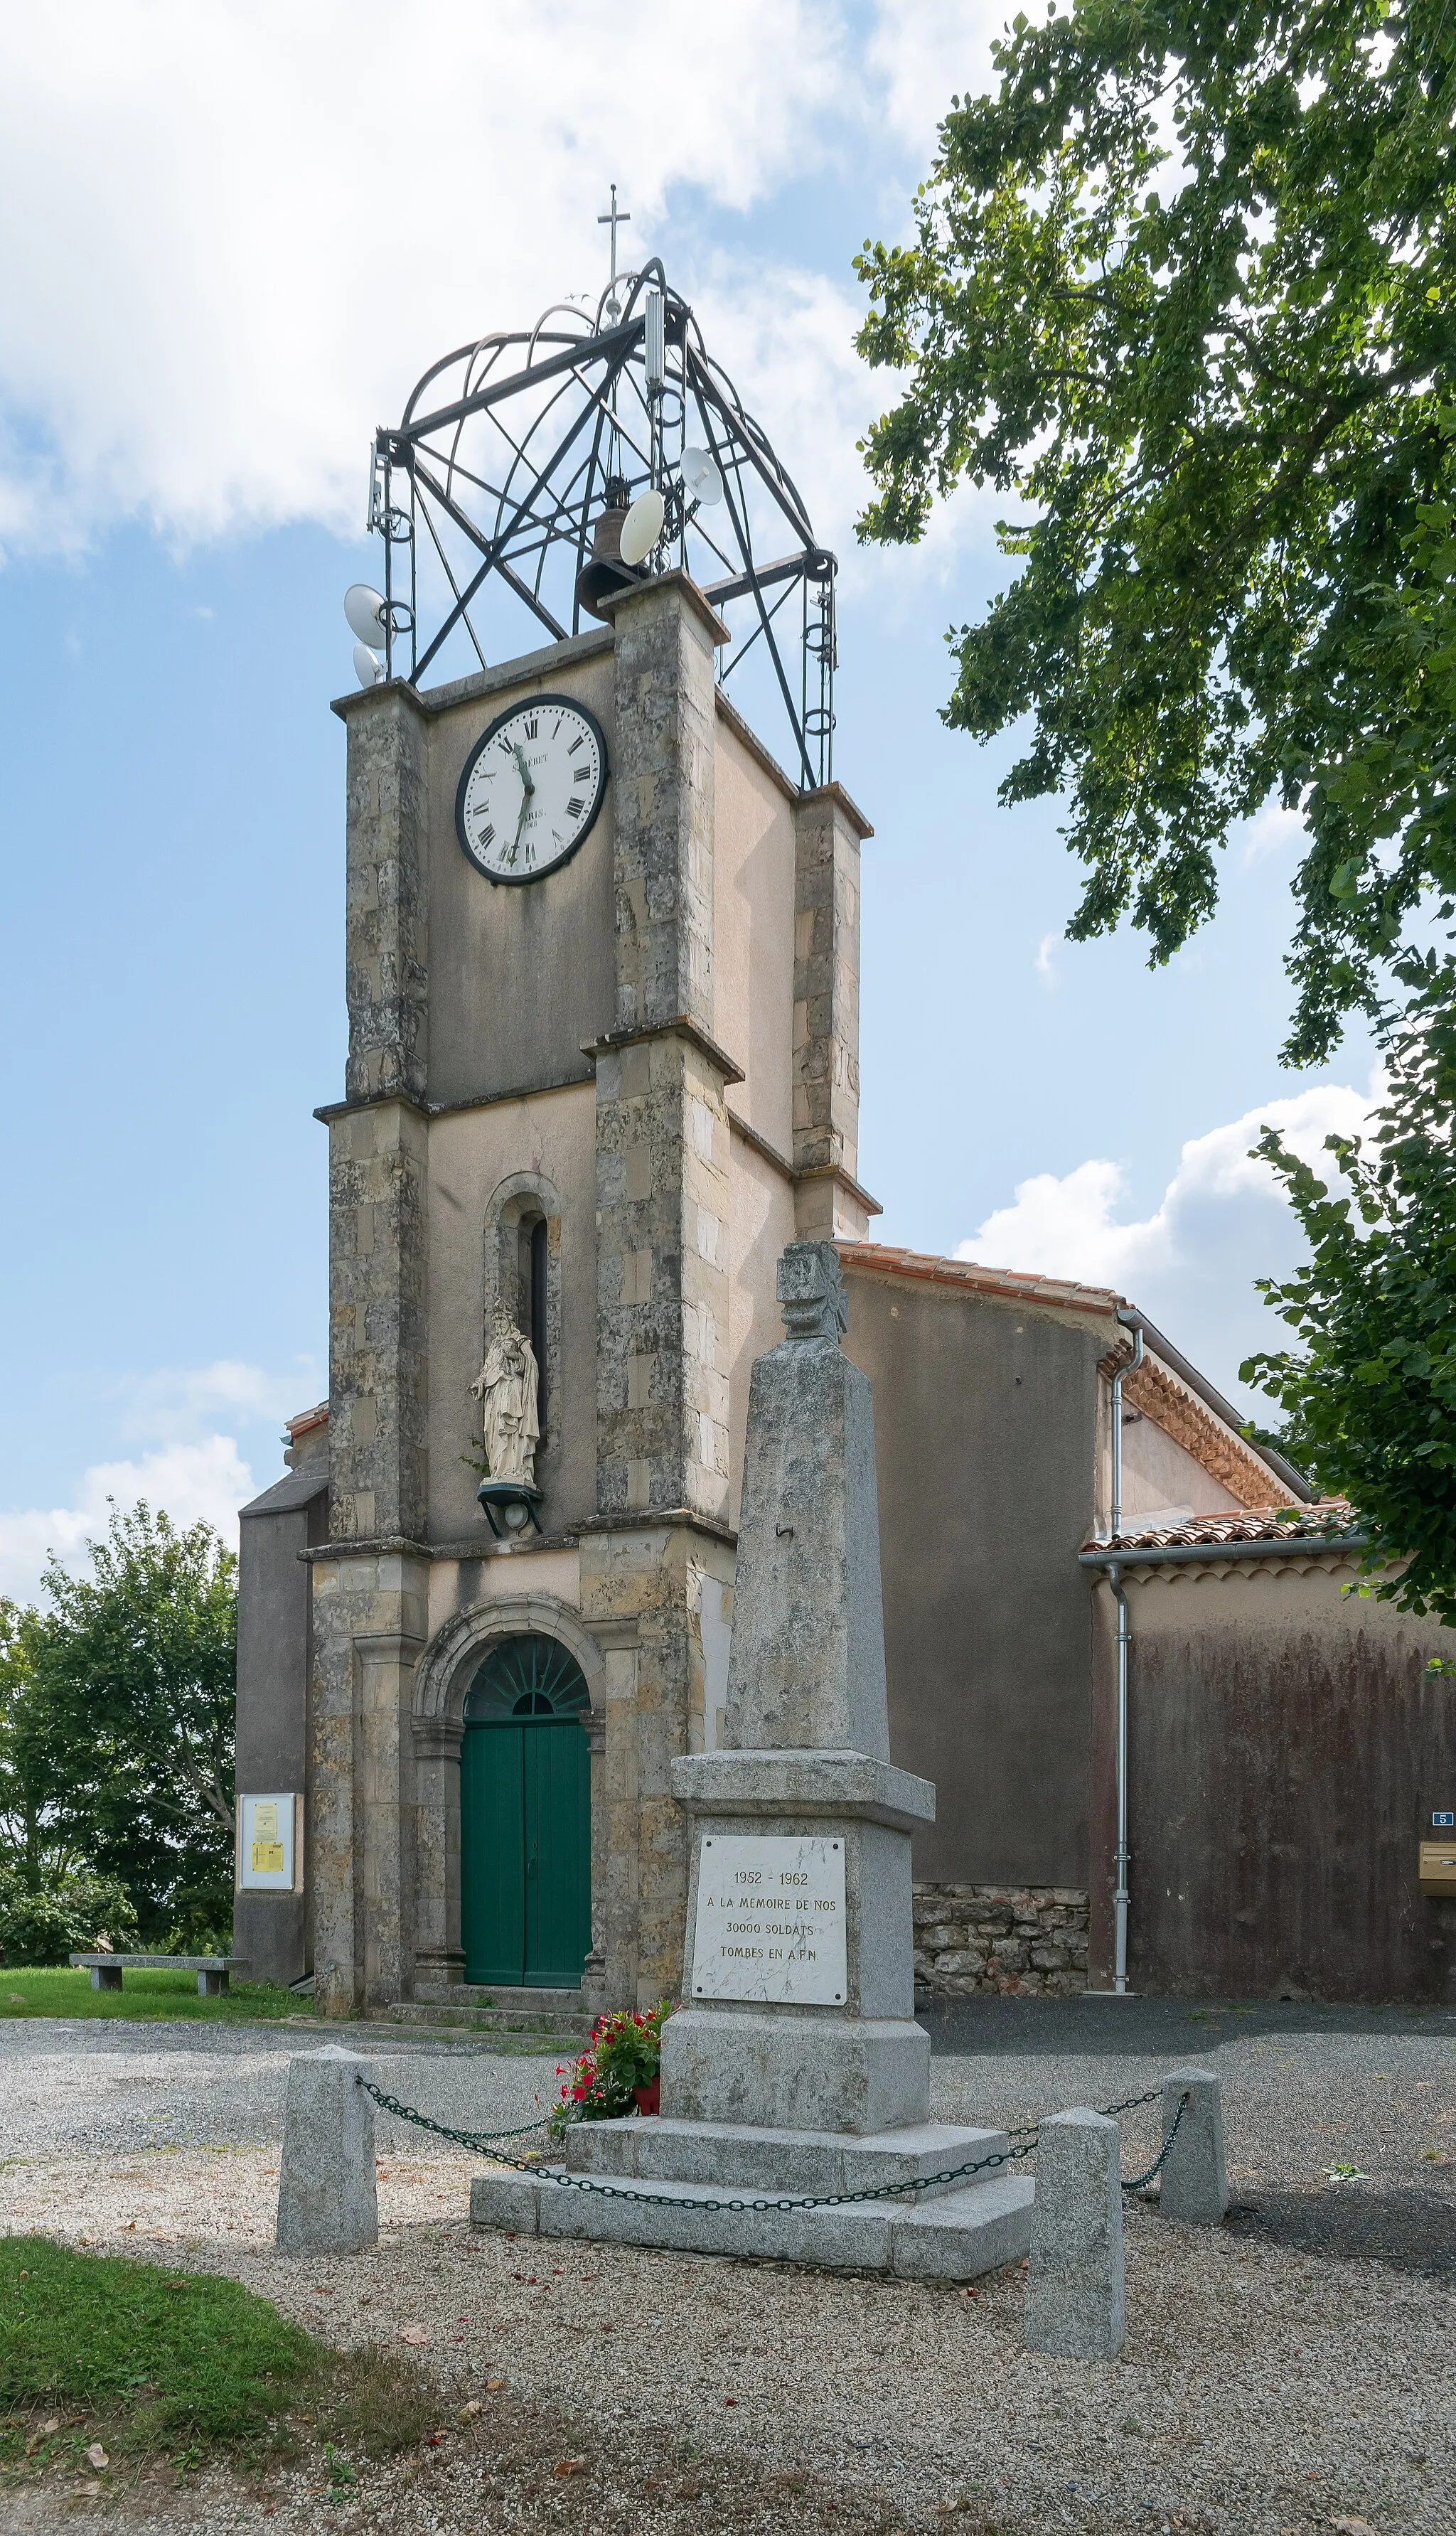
[4,2003,1455,2535]
[0,2016,555,2158]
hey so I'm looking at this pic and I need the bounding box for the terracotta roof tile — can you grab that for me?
[1083,1501,1359,1553]
[837,1241,1123,1318]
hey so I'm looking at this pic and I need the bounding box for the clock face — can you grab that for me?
[454,692,609,886]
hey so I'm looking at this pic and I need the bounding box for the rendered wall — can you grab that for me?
[422,636,617,1108]
[713,710,796,1157]
[1118,1413,1243,1519]
[843,1263,1103,1888]
[424,1080,598,1541]
[1089,1558,1456,2000]
[234,1472,328,1986]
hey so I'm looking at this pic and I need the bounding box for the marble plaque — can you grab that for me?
[689,1834,847,2006]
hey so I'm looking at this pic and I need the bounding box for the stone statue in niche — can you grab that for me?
[471,1307,540,1487]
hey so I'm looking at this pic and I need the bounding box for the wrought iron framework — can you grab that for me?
[367,261,837,790]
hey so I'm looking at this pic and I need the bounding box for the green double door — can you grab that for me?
[460,1717,591,1989]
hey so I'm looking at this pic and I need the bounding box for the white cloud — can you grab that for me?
[963,1080,1377,1291]
[1242,798,1308,865]
[1034,931,1059,981]
[0,1436,256,1607]
[0,1353,318,1605]
[958,1079,1383,1405]
[866,2,1007,155]
[112,1357,311,1443]
[0,1,853,556]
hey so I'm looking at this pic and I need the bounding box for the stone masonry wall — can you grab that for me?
[913,1881,1089,1996]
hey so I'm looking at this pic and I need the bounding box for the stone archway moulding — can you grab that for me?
[412,1590,607,1730]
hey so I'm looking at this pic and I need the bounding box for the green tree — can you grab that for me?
[855,0,1456,1613]
[0,1600,50,1881]
[26,1503,237,1946]
[1241,965,1456,1617]
[854,0,1456,1064]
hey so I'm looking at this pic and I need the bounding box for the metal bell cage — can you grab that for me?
[363,260,837,792]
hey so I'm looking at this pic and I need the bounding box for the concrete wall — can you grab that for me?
[842,1259,1106,1888]
[1089,1554,1456,2000]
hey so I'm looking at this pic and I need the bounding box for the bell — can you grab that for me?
[575,486,639,621]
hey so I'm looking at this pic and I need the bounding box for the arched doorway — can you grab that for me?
[459,1633,591,1989]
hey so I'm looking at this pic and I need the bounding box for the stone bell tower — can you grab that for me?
[306,569,874,2020]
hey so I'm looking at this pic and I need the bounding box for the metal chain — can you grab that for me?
[360,2086,553,2153]
[357,2077,1182,2215]
[1120,2086,1189,2193]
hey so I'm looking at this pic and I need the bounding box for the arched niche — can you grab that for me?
[482,1170,562,1464]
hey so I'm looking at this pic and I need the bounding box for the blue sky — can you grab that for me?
[0,2,1374,1598]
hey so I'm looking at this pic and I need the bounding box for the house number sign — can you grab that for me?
[689,1834,847,2006]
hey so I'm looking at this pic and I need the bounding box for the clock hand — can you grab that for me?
[506,742,535,861]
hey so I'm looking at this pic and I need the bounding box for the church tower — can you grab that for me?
[301,268,875,2019]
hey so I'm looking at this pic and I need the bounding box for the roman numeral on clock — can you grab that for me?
[567,797,584,819]
[478,823,496,848]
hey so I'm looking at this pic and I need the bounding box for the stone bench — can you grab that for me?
[70,1952,252,1998]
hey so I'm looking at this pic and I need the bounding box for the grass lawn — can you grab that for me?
[0,1965,316,2025]
[0,2237,440,2495]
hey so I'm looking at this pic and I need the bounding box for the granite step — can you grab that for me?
[469,2158,1034,2277]
[563,2114,1012,2204]
[380,1996,593,2042]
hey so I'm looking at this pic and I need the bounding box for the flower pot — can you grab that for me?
[633,2078,660,2117]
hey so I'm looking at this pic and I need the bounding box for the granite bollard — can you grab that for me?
[1157,2066,1228,2222]
[276,2046,378,2254]
[1024,2108,1125,2360]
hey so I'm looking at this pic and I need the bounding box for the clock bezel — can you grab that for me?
[454,691,610,888]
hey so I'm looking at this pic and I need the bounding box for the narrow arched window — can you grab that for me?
[530,1215,549,1440]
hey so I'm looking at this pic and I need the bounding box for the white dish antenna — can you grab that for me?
[680,446,723,508]
[353,641,385,687]
[619,487,667,567]
[344,582,388,645]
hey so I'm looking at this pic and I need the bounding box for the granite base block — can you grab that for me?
[469,2168,544,2235]
[889,2175,1034,2278]
[564,2113,1009,2203]
[470,2152,1034,2278]
[661,2008,930,2134]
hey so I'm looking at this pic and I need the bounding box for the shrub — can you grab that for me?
[0,1866,138,1967]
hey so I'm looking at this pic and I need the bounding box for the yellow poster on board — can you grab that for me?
[248,1798,285,1876]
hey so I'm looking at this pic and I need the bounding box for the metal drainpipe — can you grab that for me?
[1109,1311,1144,1996]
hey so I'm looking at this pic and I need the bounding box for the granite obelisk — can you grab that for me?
[660,1239,936,2134]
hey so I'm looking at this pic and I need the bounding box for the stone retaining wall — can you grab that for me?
[912,1883,1089,1996]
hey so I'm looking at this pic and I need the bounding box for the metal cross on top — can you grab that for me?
[598,184,631,313]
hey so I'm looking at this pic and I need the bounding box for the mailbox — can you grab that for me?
[1419,1840,1456,1898]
